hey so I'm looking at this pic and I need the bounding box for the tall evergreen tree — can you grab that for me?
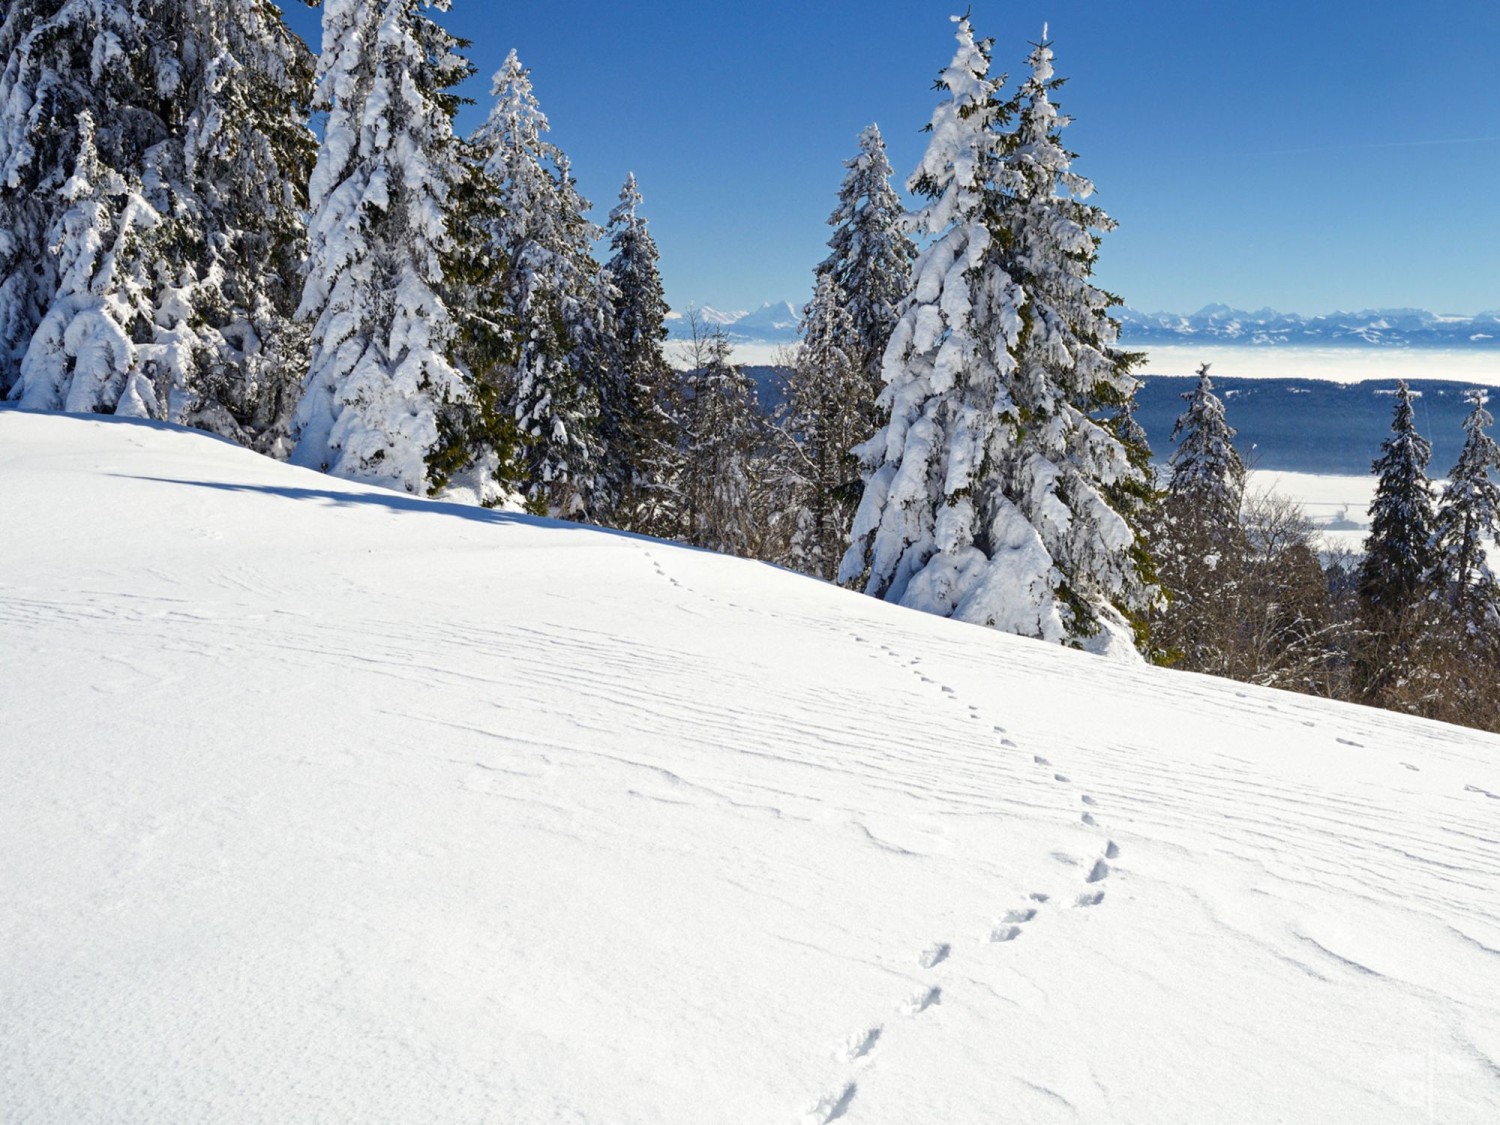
[991,28,1153,646]
[2,0,316,446]
[841,17,1148,654]
[682,326,762,557]
[474,51,604,516]
[1358,381,1437,616]
[1167,364,1244,524]
[11,110,156,415]
[779,272,866,580]
[292,0,474,494]
[1150,362,1249,671]
[1432,390,1500,621]
[1354,380,1438,704]
[1,0,132,397]
[148,0,318,453]
[604,173,680,535]
[816,123,915,419]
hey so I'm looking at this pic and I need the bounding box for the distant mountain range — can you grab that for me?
[668,302,1500,351]
[1116,306,1500,349]
[665,302,800,345]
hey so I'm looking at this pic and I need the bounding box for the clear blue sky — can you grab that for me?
[282,1,1500,317]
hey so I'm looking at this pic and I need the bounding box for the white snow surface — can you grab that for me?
[3,410,1499,1124]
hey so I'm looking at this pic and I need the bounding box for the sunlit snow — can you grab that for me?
[2,412,1498,1123]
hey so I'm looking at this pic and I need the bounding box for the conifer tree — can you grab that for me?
[1432,390,1500,621]
[841,17,1149,654]
[148,0,317,452]
[475,51,605,516]
[604,173,680,535]
[12,111,157,415]
[1358,381,1437,616]
[1354,380,1438,704]
[1167,364,1244,525]
[991,29,1153,646]
[1150,362,1249,671]
[292,0,475,494]
[816,123,915,418]
[2,0,316,445]
[682,325,762,557]
[780,272,866,580]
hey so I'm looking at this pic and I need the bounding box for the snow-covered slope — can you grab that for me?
[2,411,1498,1124]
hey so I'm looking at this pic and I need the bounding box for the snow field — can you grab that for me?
[1,410,1498,1123]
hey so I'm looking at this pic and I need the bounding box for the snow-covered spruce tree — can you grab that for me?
[292,0,480,495]
[1432,390,1500,621]
[816,123,915,420]
[991,28,1154,648]
[1358,381,1437,617]
[604,172,681,535]
[1,0,153,402]
[1353,380,1438,704]
[145,0,318,452]
[681,324,763,557]
[1167,364,1244,525]
[2,0,316,444]
[474,51,607,517]
[12,110,158,414]
[841,17,1150,655]
[1150,362,1249,671]
[778,272,866,580]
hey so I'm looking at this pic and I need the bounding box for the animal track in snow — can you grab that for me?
[1085,858,1110,884]
[1401,762,1420,772]
[1053,773,1070,783]
[803,1081,857,1123]
[918,942,950,968]
[1080,795,1098,807]
[901,985,942,1015]
[1466,784,1500,800]
[1076,890,1106,907]
[1033,754,1051,765]
[1081,812,1097,826]
[1000,738,1018,748]
[1104,841,1120,859]
[990,905,1038,942]
[1029,892,1050,903]
[839,1026,882,1061]
[940,685,956,695]
[1336,737,1365,747]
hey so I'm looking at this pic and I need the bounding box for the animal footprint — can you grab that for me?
[1085,859,1110,884]
[901,985,941,1015]
[1076,890,1105,908]
[1080,795,1098,807]
[1081,812,1097,826]
[1029,892,1050,903]
[1104,841,1120,859]
[803,1081,857,1124]
[1053,773,1070,783]
[1033,754,1051,766]
[918,942,950,968]
[990,906,1036,942]
[839,1026,882,1062]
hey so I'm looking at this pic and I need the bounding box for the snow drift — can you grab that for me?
[2,410,1498,1123]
